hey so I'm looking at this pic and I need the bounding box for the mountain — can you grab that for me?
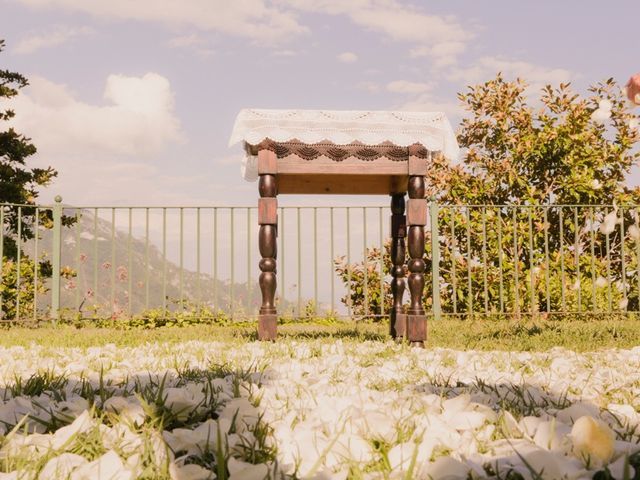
[21,210,264,319]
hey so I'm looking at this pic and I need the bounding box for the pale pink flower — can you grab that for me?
[117,266,128,282]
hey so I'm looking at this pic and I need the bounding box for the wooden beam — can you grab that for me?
[277,174,408,194]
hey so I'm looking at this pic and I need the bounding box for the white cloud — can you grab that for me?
[279,0,471,65]
[10,72,184,157]
[357,81,381,93]
[167,33,214,57]
[14,25,93,54]
[448,56,574,93]
[386,80,432,94]
[14,0,308,44]
[4,73,241,206]
[395,92,463,122]
[272,49,298,57]
[337,51,358,63]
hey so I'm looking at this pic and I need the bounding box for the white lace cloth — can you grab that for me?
[228,109,460,181]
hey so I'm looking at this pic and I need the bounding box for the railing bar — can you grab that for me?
[363,207,368,318]
[93,208,98,313]
[127,208,132,317]
[280,207,285,310]
[574,207,581,312]
[230,207,235,316]
[590,207,596,312]
[497,208,503,313]
[513,208,520,316]
[559,208,566,311]
[162,208,167,312]
[620,206,627,311]
[481,207,488,314]
[347,208,352,318]
[528,207,535,315]
[466,207,472,316]
[330,207,335,314]
[75,208,81,311]
[606,207,612,312]
[544,207,550,312]
[379,207,384,317]
[16,207,21,321]
[197,207,202,315]
[145,208,150,311]
[313,207,318,313]
[111,208,116,318]
[297,207,301,317]
[213,208,218,310]
[33,208,39,322]
[179,208,184,311]
[451,208,457,314]
[246,207,251,316]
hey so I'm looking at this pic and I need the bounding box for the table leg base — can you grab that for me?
[258,314,277,341]
[407,314,427,344]
[390,312,407,339]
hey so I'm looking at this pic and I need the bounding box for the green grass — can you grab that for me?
[1,317,638,351]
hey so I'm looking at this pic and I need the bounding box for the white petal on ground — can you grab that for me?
[227,457,269,480]
[38,453,88,480]
[169,462,213,480]
[570,415,616,467]
[423,456,471,479]
[103,396,145,425]
[69,450,133,480]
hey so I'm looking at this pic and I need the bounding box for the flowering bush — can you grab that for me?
[337,76,640,318]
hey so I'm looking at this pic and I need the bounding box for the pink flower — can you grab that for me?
[79,253,88,263]
[117,266,127,282]
[101,262,111,270]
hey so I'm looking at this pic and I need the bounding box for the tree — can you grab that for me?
[1,39,61,319]
[337,75,640,318]
[1,39,58,258]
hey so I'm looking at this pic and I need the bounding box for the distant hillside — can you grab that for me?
[22,210,266,318]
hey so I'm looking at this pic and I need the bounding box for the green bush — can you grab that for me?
[335,75,640,318]
[0,256,49,320]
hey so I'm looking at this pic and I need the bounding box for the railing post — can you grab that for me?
[430,197,441,321]
[51,195,62,323]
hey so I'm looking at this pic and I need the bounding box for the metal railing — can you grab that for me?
[1,198,639,322]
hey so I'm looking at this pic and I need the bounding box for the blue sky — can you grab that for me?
[1,0,638,207]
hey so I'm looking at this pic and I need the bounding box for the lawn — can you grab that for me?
[0,319,638,479]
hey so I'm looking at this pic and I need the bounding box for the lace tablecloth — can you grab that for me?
[228,109,459,181]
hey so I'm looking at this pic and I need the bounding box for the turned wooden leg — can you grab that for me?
[406,174,427,344]
[258,170,277,340]
[390,193,407,339]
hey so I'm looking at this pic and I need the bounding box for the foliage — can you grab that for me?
[57,305,233,329]
[337,75,640,318]
[334,246,395,318]
[1,39,59,258]
[1,40,73,320]
[0,256,47,320]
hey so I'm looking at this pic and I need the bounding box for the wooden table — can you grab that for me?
[229,109,459,343]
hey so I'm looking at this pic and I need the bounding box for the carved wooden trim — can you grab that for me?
[259,140,430,163]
